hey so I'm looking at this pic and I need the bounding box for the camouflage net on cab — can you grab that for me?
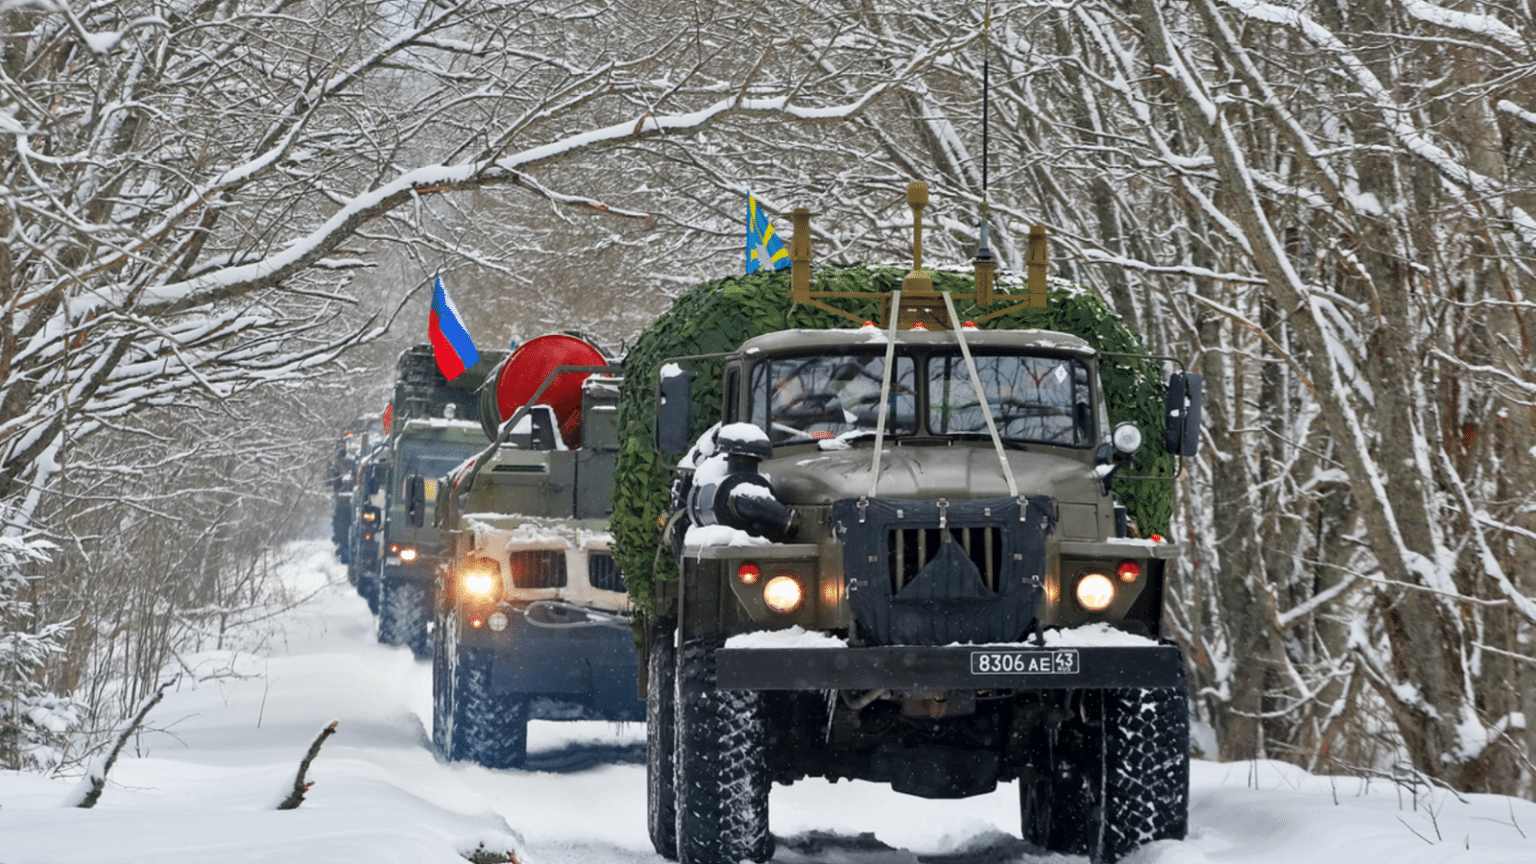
[614,265,1170,624]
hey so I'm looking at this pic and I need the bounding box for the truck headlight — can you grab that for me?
[460,557,500,598]
[763,574,804,614]
[400,547,418,563]
[1075,573,1115,612]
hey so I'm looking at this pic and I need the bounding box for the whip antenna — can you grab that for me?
[973,0,997,303]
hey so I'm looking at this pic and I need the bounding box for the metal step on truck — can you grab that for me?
[622,184,1203,864]
[428,334,642,768]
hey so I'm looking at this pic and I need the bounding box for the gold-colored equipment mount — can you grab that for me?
[785,182,1051,329]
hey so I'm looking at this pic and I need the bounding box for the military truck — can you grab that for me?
[327,416,382,564]
[347,443,387,612]
[431,334,642,768]
[625,186,1201,864]
[370,345,504,658]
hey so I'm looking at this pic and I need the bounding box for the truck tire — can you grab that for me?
[1017,766,1051,848]
[1099,684,1189,861]
[1032,700,1097,857]
[433,609,529,769]
[674,636,772,864]
[379,577,431,660]
[646,620,678,860]
[357,568,381,615]
[430,596,453,755]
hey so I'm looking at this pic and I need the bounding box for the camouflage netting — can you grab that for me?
[614,265,1171,624]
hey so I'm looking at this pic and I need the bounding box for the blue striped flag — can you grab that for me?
[428,276,479,381]
[745,194,789,274]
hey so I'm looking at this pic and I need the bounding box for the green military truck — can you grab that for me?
[328,416,382,565]
[372,345,505,659]
[379,415,486,657]
[347,442,387,613]
[430,335,642,768]
[618,186,1201,864]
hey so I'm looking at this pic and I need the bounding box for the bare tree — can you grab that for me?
[0,0,936,765]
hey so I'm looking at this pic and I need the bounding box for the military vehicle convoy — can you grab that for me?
[430,335,642,768]
[616,185,1200,864]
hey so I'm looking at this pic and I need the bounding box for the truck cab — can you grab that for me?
[377,417,486,658]
[667,327,1178,643]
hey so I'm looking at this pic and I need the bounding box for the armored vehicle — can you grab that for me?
[627,187,1201,864]
[431,335,642,768]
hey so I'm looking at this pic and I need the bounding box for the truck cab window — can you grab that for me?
[749,354,917,444]
[927,354,1095,447]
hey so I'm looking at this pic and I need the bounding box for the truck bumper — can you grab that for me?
[462,612,643,721]
[381,556,438,585]
[716,643,1185,690]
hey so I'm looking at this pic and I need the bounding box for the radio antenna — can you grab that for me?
[973,1,997,303]
[981,0,990,212]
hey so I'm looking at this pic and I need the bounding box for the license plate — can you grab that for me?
[970,649,1080,675]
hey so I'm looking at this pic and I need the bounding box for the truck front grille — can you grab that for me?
[888,526,1003,593]
[509,550,567,589]
[587,552,625,593]
[832,495,1055,646]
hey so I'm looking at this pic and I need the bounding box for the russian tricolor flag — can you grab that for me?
[428,276,480,382]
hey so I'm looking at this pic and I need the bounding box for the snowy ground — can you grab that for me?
[3,541,1534,864]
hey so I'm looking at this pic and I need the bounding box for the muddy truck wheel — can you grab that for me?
[646,620,678,860]
[378,576,431,660]
[434,608,528,769]
[1099,683,1190,861]
[674,636,772,864]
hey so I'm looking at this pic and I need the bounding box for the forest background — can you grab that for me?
[2,0,1533,800]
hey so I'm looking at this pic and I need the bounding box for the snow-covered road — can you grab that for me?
[2,541,1532,863]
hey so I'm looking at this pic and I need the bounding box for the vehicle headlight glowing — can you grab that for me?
[460,557,500,597]
[1076,573,1115,612]
[763,574,804,614]
[400,547,419,563]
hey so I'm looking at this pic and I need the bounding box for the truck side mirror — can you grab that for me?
[406,475,426,528]
[655,364,694,455]
[364,462,380,496]
[1164,372,1203,457]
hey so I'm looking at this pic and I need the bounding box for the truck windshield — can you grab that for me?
[928,354,1095,446]
[401,443,478,499]
[749,354,917,444]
